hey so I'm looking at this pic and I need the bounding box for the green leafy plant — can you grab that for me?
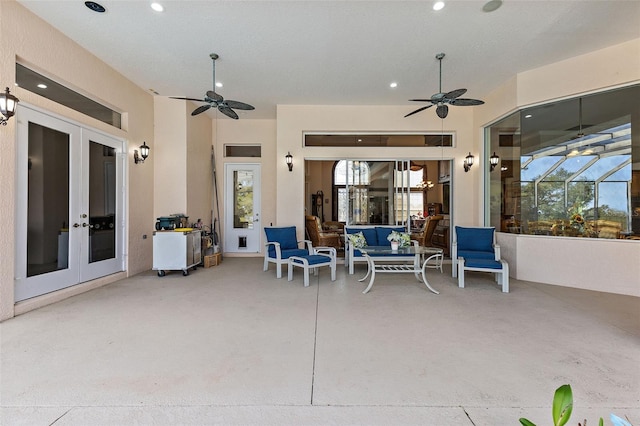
[386,230,410,247]
[520,384,634,426]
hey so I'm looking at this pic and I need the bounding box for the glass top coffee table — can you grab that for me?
[357,246,443,294]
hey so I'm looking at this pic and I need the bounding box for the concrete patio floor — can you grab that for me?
[1,257,638,425]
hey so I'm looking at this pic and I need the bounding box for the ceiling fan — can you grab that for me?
[171,53,254,120]
[405,53,484,119]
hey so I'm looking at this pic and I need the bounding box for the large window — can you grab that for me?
[333,160,427,226]
[486,85,639,239]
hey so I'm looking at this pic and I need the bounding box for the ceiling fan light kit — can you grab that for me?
[405,53,485,120]
[170,53,254,120]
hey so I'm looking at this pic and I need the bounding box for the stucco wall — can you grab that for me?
[276,104,479,243]
[0,1,154,320]
[214,119,277,256]
[187,107,213,228]
[154,97,187,216]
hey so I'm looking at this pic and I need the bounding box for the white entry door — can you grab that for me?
[224,164,261,253]
[15,106,125,302]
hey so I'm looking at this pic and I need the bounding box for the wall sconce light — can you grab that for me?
[0,87,20,126]
[463,152,474,172]
[489,152,500,172]
[285,151,293,172]
[134,141,150,164]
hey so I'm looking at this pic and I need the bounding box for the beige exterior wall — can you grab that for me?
[0,1,154,320]
[153,97,213,226]
[276,105,479,242]
[153,97,187,217]
[516,38,640,108]
[187,107,213,227]
[214,119,277,255]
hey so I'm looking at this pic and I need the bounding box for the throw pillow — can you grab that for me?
[347,232,367,249]
[397,231,411,247]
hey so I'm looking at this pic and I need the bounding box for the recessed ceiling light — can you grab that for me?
[433,1,445,11]
[37,83,47,89]
[215,82,223,88]
[390,82,398,88]
[525,114,533,119]
[150,2,164,12]
[84,1,106,13]
[482,0,503,13]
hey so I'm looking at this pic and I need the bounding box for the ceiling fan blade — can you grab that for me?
[436,104,449,119]
[218,105,239,120]
[206,90,224,102]
[444,88,467,100]
[225,100,255,110]
[409,99,435,103]
[404,104,433,118]
[170,96,207,102]
[450,98,485,106]
[191,104,212,116]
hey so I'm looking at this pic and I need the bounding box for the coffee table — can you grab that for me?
[357,246,443,294]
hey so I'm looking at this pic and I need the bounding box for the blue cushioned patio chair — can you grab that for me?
[451,226,501,278]
[263,226,312,278]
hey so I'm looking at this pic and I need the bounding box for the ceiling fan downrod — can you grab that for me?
[436,53,445,95]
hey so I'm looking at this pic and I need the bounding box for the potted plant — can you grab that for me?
[387,230,410,250]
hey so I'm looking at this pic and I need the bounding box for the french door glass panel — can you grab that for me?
[26,122,71,277]
[233,170,255,230]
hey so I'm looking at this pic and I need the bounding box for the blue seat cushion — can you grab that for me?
[265,227,299,257]
[455,226,495,252]
[458,250,495,260]
[290,254,331,266]
[375,227,406,247]
[463,258,503,269]
[278,248,309,259]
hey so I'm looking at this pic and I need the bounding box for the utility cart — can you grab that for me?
[153,229,202,276]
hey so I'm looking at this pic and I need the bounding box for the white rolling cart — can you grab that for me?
[153,229,202,276]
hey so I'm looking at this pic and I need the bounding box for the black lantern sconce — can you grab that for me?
[489,152,500,172]
[285,151,293,172]
[0,87,19,126]
[463,152,475,172]
[134,141,150,164]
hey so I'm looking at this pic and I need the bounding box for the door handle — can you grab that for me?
[82,223,93,228]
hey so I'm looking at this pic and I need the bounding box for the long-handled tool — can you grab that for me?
[211,146,222,258]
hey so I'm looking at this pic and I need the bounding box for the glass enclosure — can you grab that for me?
[486,85,639,239]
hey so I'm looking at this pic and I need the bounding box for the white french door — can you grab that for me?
[15,106,125,302]
[224,164,261,253]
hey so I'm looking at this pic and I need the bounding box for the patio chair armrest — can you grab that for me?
[314,246,337,258]
[265,241,282,258]
[300,240,313,251]
[494,244,501,260]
